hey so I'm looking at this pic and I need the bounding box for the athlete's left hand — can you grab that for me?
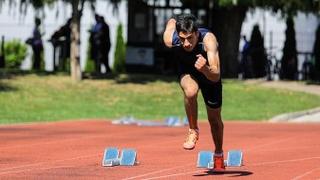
[195,54,207,72]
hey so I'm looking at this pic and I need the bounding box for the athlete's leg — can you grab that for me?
[200,81,225,170]
[207,106,225,170]
[180,74,199,130]
[207,106,224,153]
[180,74,199,150]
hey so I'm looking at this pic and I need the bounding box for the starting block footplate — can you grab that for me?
[197,150,243,169]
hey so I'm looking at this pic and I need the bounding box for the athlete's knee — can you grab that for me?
[183,87,198,99]
[208,109,223,127]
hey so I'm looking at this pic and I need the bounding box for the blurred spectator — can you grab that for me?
[89,14,111,74]
[50,18,71,71]
[26,17,43,70]
[239,35,253,79]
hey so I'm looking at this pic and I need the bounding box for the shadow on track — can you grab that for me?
[193,170,253,177]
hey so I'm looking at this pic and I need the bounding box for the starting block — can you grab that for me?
[102,147,120,167]
[112,116,189,127]
[137,116,182,127]
[197,150,243,169]
[226,150,243,167]
[120,148,137,166]
[102,147,138,167]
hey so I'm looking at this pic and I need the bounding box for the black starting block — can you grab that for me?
[197,150,243,169]
[102,147,138,167]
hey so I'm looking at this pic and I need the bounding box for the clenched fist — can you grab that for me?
[194,54,207,72]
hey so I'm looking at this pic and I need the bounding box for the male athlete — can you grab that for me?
[163,14,225,170]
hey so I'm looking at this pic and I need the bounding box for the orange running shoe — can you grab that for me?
[183,129,199,150]
[213,154,226,171]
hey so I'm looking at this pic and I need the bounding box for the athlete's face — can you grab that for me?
[178,31,198,52]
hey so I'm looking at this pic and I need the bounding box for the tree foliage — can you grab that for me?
[313,24,320,81]
[0,0,121,13]
[249,24,267,78]
[2,0,318,17]
[113,23,126,74]
[214,0,319,14]
[280,17,298,80]
[4,39,28,69]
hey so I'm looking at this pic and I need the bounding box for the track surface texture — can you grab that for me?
[0,120,320,179]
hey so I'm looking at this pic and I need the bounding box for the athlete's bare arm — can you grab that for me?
[163,18,176,48]
[194,33,221,82]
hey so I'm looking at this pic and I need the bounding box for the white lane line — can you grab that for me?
[244,137,298,152]
[140,169,204,180]
[0,138,182,176]
[0,165,76,176]
[0,154,99,175]
[122,163,194,180]
[249,156,320,166]
[0,134,107,150]
[291,167,320,180]
[136,156,320,179]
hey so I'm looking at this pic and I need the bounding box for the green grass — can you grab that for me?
[222,80,320,120]
[0,72,320,124]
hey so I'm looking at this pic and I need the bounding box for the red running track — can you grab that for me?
[0,120,320,179]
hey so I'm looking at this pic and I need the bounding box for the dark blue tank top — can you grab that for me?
[172,28,214,83]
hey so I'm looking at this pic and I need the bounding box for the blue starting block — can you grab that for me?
[197,150,243,169]
[182,116,189,126]
[197,151,213,168]
[112,116,188,127]
[136,116,182,127]
[226,150,243,167]
[120,148,137,166]
[102,147,120,167]
[102,147,137,167]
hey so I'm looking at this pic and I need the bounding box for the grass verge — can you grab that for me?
[1,73,320,124]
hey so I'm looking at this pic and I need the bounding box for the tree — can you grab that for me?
[4,39,28,69]
[313,24,320,81]
[249,24,267,78]
[68,0,84,81]
[280,17,298,80]
[113,23,126,74]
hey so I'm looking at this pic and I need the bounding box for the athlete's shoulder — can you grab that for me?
[200,28,217,45]
[198,28,214,43]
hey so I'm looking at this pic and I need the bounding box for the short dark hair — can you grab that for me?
[175,14,198,33]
